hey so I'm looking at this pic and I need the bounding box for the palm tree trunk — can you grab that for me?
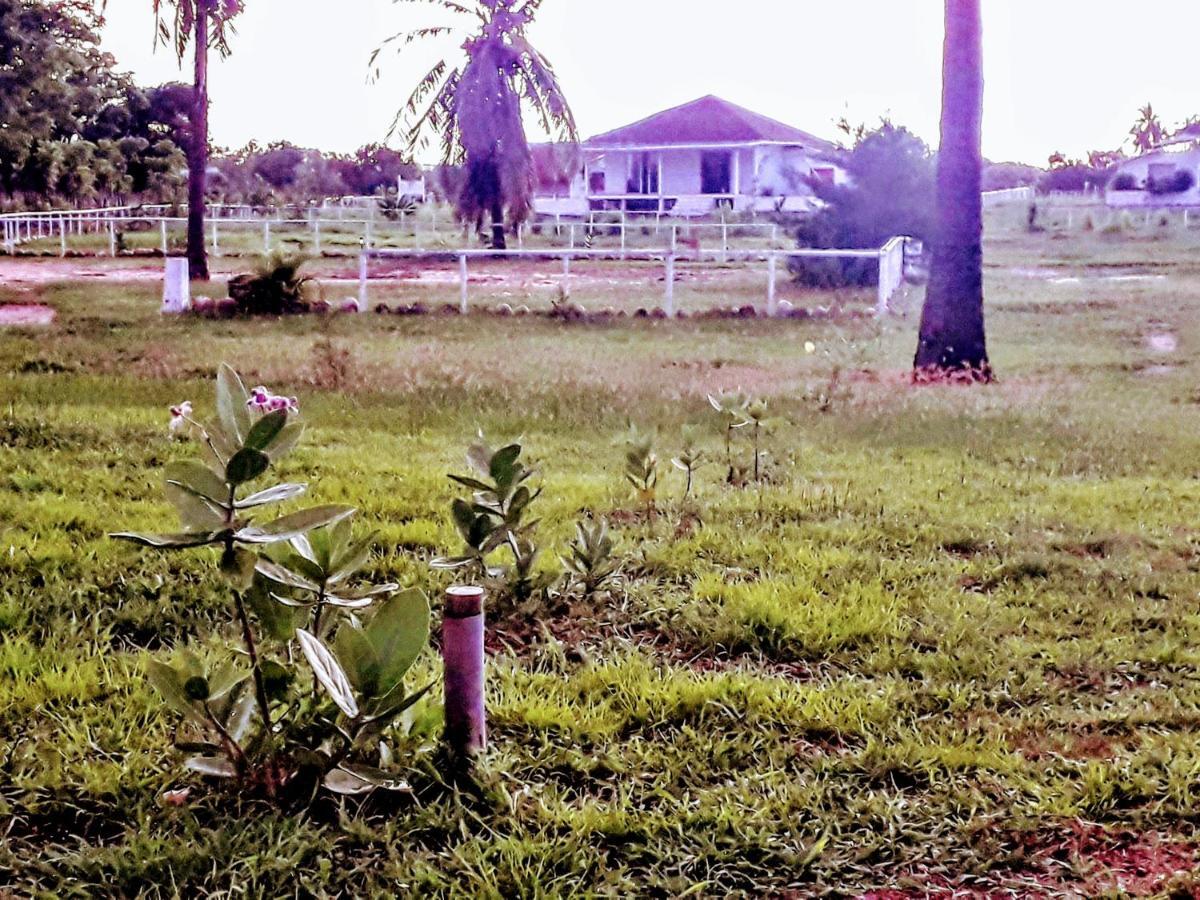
[187,0,210,281]
[490,198,506,251]
[914,0,990,381]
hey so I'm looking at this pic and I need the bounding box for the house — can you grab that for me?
[534,95,847,218]
[1106,124,1200,208]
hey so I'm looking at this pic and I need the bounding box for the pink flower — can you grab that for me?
[246,387,299,416]
[169,401,192,434]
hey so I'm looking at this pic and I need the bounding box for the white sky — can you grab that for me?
[97,0,1199,165]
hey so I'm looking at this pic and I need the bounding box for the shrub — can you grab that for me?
[227,251,314,316]
[113,366,431,803]
[791,124,935,288]
[1110,173,1139,191]
[1147,169,1196,195]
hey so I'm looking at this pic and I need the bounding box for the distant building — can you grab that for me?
[1106,124,1200,208]
[535,95,847,218]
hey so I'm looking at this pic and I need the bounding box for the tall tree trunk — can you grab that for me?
[187,0,210,281]
[914,0,990,381]
[490,198,507,251]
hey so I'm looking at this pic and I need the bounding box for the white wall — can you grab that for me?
[1106,148,1200,208]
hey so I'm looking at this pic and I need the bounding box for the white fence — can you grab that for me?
[357,238,912,318]
[982,186,1036,206]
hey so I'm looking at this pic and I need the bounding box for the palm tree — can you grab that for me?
[152,0,243,281]
[1129,103,1165,154]
[377,0,577,250]
[914,0,991,382]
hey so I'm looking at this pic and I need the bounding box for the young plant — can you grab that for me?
[738,398,771,483]
[114,365,431,803]
[433,440,547,607]
[623,425,658,521]
[561,519,620,599]
[708,391,748,484]
[671,424,706,502]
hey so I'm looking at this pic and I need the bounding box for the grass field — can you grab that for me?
[4,222,1200,896]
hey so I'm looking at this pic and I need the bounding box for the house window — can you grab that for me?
[701,151,732,195]
[812,167,836,185]
[589,171,606,193]
[626,153,659,195]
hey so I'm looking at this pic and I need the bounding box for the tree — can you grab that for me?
[1129,103,1165,154]
[914,0,991,382]
[152,0,243,280]
[378,0,576,249]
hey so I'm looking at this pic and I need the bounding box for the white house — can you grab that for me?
[535,95,847,218]
[1106,124,1200,208]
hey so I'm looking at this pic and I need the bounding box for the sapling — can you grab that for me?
[739,398,771,483]
[113,365,431,803]
[707,391,748,484]
[671,424,706,502]
[561,519,620,599]
[623,425,658,521]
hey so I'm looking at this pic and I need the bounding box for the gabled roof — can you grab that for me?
[585,95,837,151]
[1162,122,1200,147]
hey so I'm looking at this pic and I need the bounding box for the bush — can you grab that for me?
[1148,169,1196,195]
[227,252,313,315]
[790,124,934,288]
[1110,173,1140,191]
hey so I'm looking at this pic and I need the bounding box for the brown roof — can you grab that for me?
[586,95,836,151]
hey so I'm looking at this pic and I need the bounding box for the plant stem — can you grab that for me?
[203,700,248,775]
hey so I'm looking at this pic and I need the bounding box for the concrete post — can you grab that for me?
[212,219,220,256]
[162,257,190,314]
[59,218,66,257]
[314,219,322,255]
[357,252,369,311]
[160,220,168,255]
[442,586,487,759]
[664,253,676,318]
[767,253,777,316]
[263,220,270,253]
[108,221,116,257]
[459,253,469,314]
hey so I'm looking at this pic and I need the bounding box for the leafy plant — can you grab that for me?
[561,520,620,599]
[671,425,706,502]
[708,391,748,484]
[738,398,772,483]
[113,365,431,803]
[623,426,658,521]
[227,251,314,316]
[433,439,547,607]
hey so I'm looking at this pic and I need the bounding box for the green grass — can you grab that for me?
[4,225,1200,896]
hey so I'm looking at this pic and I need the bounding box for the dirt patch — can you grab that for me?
[0,259,168,284]
[0,304,55,326]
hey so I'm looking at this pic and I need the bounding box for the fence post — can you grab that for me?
[620,221,626,260]
[670,225,677,254]
[442,586,487,761]
[263,220,270,253]
[562,251,571,279]
[664,253,676,318]
[357,251,368,311]
[459,253,469,314]
[59,218,67,257]
[314,219,322,255]
[568,223,575,249]
[721,219,728,262]
[767,253,777,316]
[160,220,168,255]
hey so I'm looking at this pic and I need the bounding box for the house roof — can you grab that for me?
[1162,123,1200,147]
[585,95,837,151]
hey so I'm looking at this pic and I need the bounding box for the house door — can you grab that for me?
[701,151,732,195]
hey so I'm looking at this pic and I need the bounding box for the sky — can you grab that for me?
[97,0,1200,166]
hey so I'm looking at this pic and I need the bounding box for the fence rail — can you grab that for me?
[357,240,912,318]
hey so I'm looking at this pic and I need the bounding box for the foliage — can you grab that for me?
[792,123,935,288]
[227,252,314,316]
[1129,102,1165,154]
[1147,169,1196,195]
[622,425,658,520]
[708,390,749,485]
[560,519,620,599]
[1110,173,1139,192]
[432,439,547,606]
[670,425,706,502]
[378,0,577,247]
[111,365,431,803]
[737,398,772,484]
[982,162,1041,191]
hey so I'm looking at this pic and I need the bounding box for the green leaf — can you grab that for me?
[165,482,228,531]
[490,443,522,486]
[216,364,251,444]
[111,531,223,549]
[245,576,305,641]
[365,588,429,700]
[236,483,307,509]
[184,755,238,778]
[296,629,359,718]
[448,474,494,494]
[466,441,493,477]
[235,506,356,545]
[146,660,203,722]
[259,659,293,701]
[207,660,249,702]
[224,692,257,744]
[226,448,270,486]
[324,764,411,795]
[244,410,289,452]
[329,534,374,585]
[219,547,258,590]
[333,623,376,695]
[364,681,433,726]
[165,461,230,504]
[267,421,305,460]
[254,558,320,594]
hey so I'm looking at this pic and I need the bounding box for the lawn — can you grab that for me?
[4,223,1200,896]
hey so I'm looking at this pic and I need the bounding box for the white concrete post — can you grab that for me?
[563,253,571,278]
[670,225,677,253]
[357,252,369,311]
[314,219,322,254]
[160,220,168,255]
[620,221,626,260]
[517,224,524,251]
[767,253,777,316]
[364,219,372,249]
[568,224,575,249]
[108,221,116,257]
[212,219,220,256]
[459,253,469,314]
[162,257,190,314]
[664,254,676,318]
[721,218,728,262]
[59,218,67,257]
